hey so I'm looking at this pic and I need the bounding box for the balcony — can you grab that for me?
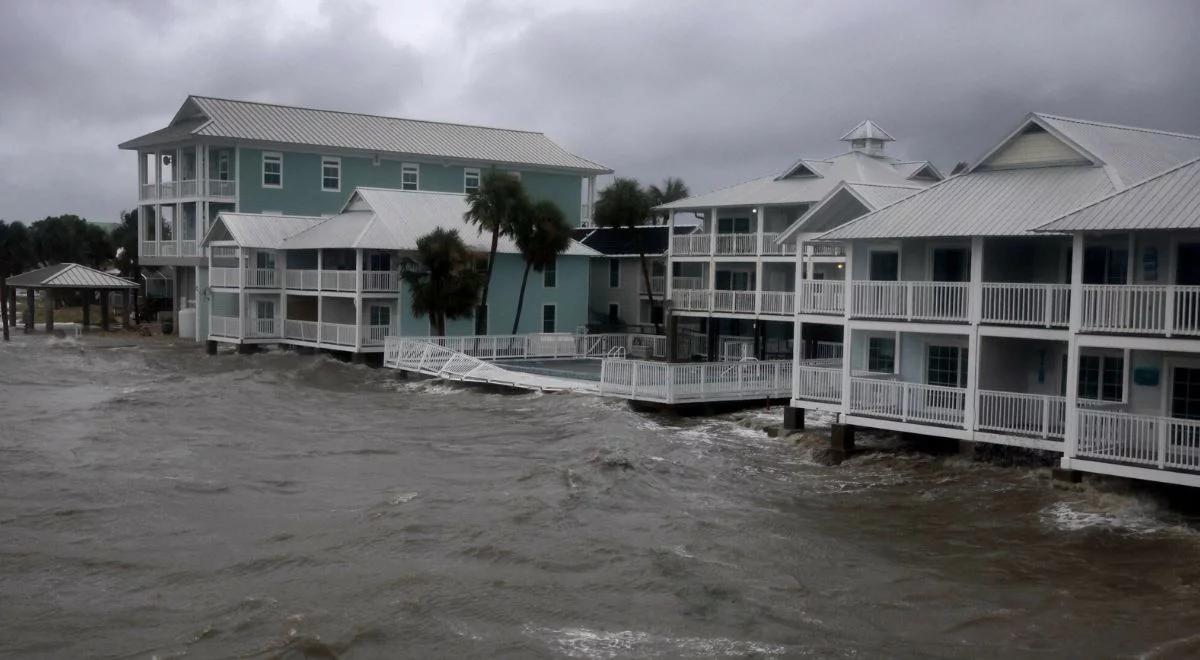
[849,377,967,427]
[280,270,400,293]
[670,289,795,316]
[670,233,800,257]
[672,234,712,256]
[138,179,237,202]
[141,239,201,259]
[798,280,845,315]
[1077,409,1200,472]
[209,267,279,288]
[1080,284,1200,336]
[850,281,969,322]
[981,283,1069,327]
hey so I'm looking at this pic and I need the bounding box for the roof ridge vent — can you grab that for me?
[840,120,894,156]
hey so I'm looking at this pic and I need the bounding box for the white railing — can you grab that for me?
[250,317,279,337]
[364,324,393,346]
[981,283,1070,327]
[850,281,968,322]
[804,340,844,360]
[712,290,756,313]
[362,270,400,292]
[1076,410,1200,472]
[578,333,667,360]
[284,319,319,342]
[805,243,846,257]
[160,241,178,257]
[246,268,277,288]
[159,181,178,199]
[320,270,358,292]
[206,179,236,197]
[1081,284,1200,336]
[672,276,704,290]
[139,183,158,201]
[976,390,1066,439]
[910,281,969,321]
[672,289,711,312]
[210,246,238,258]
[142,241,158,257]
[599,359,792,403]
[795,365,842,402]
[715,233,757,255]
[719,337,753,361]
[672,234,711,256]
[179,179,198,197]
[285,269,320,290]
[760,291,795,316]
[849,378,966,427]
[320,322,358,346]
[640,276,666,296]
[798,280,845,315]
[209,315,241,338]
[760,232,796,256]
[180,240,198,257]
[209,267,241,287]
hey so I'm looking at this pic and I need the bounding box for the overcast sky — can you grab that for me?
[2,0,1199,222]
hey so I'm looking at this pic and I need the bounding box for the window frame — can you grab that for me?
[926,344,968,388]
[867,336,895,373]
[216,152,230,181]
[609,259,620,288]
[401,163,419,191]
[369,304,391,328]
[321,156,341,192]
[1078,353,1125,403]
[464,167,481,195]
[543,257,557,288]
[542,303,556,333]
[261,152,283,189]
[608,303,620,323]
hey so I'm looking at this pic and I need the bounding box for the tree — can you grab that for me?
[593,178,660,333]
[400,228,483,336]
[510,201,571,334]
[647,177,690,224]
[463,170,529,334]
[29,215,113,268]
[112,209,140,279]
[0,220,34,342]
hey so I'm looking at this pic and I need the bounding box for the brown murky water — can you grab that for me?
[1,334,1199,659]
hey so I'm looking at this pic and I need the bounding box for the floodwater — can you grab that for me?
[2,334,1200,659]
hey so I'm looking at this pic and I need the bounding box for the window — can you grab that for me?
[543,258,557,288]
[321,157,340,192]
[477,304,488,334]
[255,300,275,321]
[931,247,970,282]
[867,337,895,373]
[369,305,391,327]
[262,152,282,188]
[464,168,481,194]
[609,259,620,288]
[368,252,392,271]
[608,303,620,323]
[216,152,230,181]
[927,345,968,388]
[402,163,419,191]
[717,217,750,233]
[255,251,275,270]
[1078,354,1124,402]
[1172,367,1200,420]
[715,271,753,290]
[542,304,556,333]
[1083,245,1128,284]
[869,250,899,281]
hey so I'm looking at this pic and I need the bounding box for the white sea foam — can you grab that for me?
[1041,495,1197,537]
[525,625,786,659]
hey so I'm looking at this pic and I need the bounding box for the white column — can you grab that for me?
[709,207,719,255]
[755,205,765,255]
[964,327,980,432]
[969,236,984,324]
[1063,232,1085,467]
[840,245,854,416]
[354,249,363,350]
[237,247,246,340]
[665,209,676,305]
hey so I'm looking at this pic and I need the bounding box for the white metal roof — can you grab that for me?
[776,182,925,242]
[840,120,894,142]
[8,263,138,289]
[1038,156,1200,233]
[281,188,600,256]
[820,113,1200,241]
[202,212,325,249]
[656,150,939,211]
[120,96,610,174]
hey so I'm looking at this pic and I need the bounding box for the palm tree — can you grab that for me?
[647,177,690,224]
[463,169,529,334]
[401,228,483,336]
[593,178,661,332]
[511,201,571,334]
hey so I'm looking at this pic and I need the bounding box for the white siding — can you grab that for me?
[981,131,1089,170]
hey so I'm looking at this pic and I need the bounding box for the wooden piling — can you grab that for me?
[100,291,110,331]
[81,289,92,332]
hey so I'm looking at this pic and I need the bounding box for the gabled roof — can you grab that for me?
[201,212,325,249]
[840,120,894,142]
[776,182,925,243]
[280,188,600,256]
[819,113,1200,242]
[657,150,940,211]
[569,225,696,256]
[8,264,138,289]
[120,95,611,174]
[1038,156,1200,233]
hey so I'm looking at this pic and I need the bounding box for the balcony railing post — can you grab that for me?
[1158,419,1168,469]
[1166,284,1176,337]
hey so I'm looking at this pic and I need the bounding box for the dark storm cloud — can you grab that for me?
[1,0,1198,221]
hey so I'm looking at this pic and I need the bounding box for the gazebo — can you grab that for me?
[5,263,139,333]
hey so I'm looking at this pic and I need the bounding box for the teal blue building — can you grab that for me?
[119,96,610,342]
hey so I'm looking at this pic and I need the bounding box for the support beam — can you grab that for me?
[100,291,110,331]
[81,290,92,331]
[25,288,34,332]
[44,290,54,332]
[830,423,855,463]
[122,290,131,329]
[783,406,805,430]
[206,340,218,355]
[6,286,15,328]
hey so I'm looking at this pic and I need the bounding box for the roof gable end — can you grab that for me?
[974,117,1096,172]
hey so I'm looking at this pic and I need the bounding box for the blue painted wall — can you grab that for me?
[238,149,584,225]
[398,253,590,336]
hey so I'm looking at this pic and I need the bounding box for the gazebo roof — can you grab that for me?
[7,263,139,289]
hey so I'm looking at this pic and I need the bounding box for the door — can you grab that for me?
[1176,243,1200,285]
[255,300,275,336]
[1170,365,1200,463]
[931,248,969,282]
[869,250,899,281]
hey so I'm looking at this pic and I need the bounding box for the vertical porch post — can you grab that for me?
[44,289,54,332]
[1063,232,1085,466]
[755,205,765,315]
[100,290,110,331]
[840,244,854,416]
[81,289,92,331]
[25,288,34,332]
[964,236,985,431]
[354,249,363,351]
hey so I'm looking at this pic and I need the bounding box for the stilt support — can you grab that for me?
[206,340,218,356]
[44,290,54,332]
[24,289,34,332]
[1052,467,1082,484]
[81,290,92,332]
[783,406,805,431]
[830,423,855,464]
[100,291,110,331]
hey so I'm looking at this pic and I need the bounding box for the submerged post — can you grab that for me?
[24,288,34,332]
[100,291,110,331]
[0,277,8,342]
[44,290,54,332]
[830,423,855,463]
[81,289,92,332]
[122,290,131,329]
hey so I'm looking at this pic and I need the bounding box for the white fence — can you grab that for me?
[209,267,241,288]
[247,268,277,288]
[795,365,842,402]
[250,317,279,337]
[760,232,797,256]
[599,358,792,403]
[712,290,757,314]
[848,378,966,426]
[798,280,845,315]
[320,322,358,346]
[850,281,969,322]
[976,390,1065,438]
[981,283,1069,327]
[715,233,758,255]
[284,319,319,342]
[1077,410,1200,471]
[210,315,241,338]
[760,291,795,316]
[672,234,711,256]
[362,271,400,292]
[320,271,358,292]
[672,289,712,312]
[285,269,320,290]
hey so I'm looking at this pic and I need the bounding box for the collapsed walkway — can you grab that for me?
[382,334,793,405]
